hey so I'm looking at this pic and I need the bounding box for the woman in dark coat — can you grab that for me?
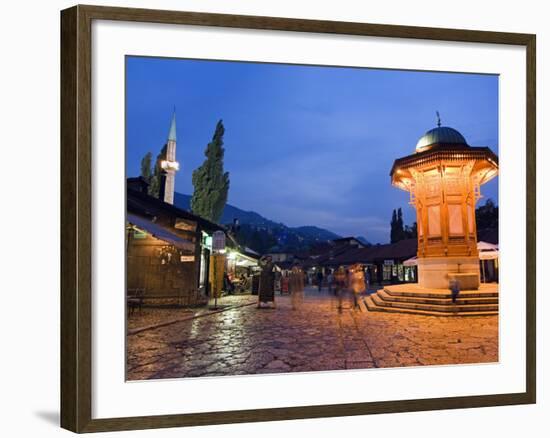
[258,256,276,308]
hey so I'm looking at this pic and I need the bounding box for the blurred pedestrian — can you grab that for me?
[281,272,289,295]
[334,266,347,313]
[223,272,235,295]
[290,264,305,310]
[258,256,276,309]
[316,270,324,292]
[327,270,334,294]
[349,264,366,310]
[450,278,460,303]
[365,268,371,292]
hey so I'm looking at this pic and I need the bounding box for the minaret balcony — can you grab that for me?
[161,160,180,171]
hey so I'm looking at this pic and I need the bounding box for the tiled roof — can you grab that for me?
[322,238,418,266]
[127,184,224,233]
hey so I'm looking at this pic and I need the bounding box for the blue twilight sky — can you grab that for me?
[126,56,499,244]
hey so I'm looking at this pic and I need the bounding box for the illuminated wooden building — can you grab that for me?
[126,177,260,305]
[390,122,498,289]
[126,177,226,305]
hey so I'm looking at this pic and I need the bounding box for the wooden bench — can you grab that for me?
[127,288,145,314]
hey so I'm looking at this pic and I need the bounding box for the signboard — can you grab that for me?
[209,254,226,298]
[132,230,147,239]
[212,231,226,252]
[202,234,212,250]
[174,218,197,232]
[180,255,195,262]
[384,259,394,266]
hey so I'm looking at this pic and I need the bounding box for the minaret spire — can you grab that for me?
[168,107,177,141]
[161,108,179,204]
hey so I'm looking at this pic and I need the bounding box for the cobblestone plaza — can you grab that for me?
[127,288,498,380]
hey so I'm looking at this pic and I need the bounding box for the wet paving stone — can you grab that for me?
[127,288,498,380]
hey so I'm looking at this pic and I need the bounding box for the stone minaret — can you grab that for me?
[161,110,179,204]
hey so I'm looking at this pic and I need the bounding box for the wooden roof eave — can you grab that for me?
[391,146,498,176]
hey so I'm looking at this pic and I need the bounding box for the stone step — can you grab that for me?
[376,289,499,306]
[364,296,499,317]
[383,287,499,300]
[358,297,369,313]
[372,293,498,313]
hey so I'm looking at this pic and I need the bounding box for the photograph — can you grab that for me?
[1,0,542,434]
[125,56,500,381]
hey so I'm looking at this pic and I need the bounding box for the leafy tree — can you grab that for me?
[391,208,416,242]
[476,198,498,230]
[233,224,278,254]
[396,208,405,241]
[139,146,167,199]
[390,209,398,243]
[148,145,167,199]
[190,120,230,223]
[404,222,418,239]
[140,152,153,184]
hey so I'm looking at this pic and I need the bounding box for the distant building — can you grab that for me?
[266,252,294,263]
[331,237,366,248]
[328,239,418,284]
[299,237,366,269]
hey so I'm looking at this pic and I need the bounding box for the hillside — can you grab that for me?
[173,192,341,253]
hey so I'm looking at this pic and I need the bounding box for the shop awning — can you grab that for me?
[479,250,499,260]
[127,213,195,252]
[402,241,499,264]
[403,256,418,267]
[236,257,259,267]
[478,241,499,260]
[228,250,259,267]
[478,241,498,251]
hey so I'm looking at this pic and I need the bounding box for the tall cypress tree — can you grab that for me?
[140,152,153,185]
[391,208,409,243]
[476,198,498,230]
[390,209,397,243]
[190,120,230,223]
[396,208,405,241]
[147,144,167,199]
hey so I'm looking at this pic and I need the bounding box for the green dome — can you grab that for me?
[415,126,468,152]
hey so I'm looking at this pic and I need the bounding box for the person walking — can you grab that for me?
[349,264,366,310]
[281,272,289,295]
[223,272,235,295]
[334,266,347,313]
[450,278,460,304]
[316,270,324,292]
[258,256,276,309]
[326,270,334,294]
[289,263,305,310]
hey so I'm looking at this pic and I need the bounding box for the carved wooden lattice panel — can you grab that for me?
[424,174,441,198]
[445,176,462,194]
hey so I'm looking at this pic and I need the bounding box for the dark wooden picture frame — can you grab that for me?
[61,4,536,433]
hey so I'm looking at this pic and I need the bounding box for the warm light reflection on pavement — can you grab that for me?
[126,287,498,380]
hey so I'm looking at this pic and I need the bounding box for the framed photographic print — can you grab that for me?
[60,4,536,433]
